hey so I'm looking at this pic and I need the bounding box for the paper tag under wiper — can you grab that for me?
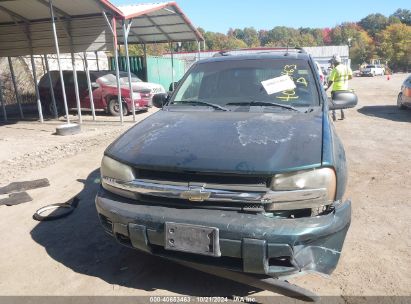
[261,75,296,95]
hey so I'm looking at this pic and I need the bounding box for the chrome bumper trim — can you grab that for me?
[102,177,328,210]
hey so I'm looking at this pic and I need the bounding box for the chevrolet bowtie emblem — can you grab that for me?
[180,185,210,202]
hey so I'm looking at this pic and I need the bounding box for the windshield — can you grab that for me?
[171,58,319,108]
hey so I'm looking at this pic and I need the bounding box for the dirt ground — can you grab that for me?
[0,74,410,302]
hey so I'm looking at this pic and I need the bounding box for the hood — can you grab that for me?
[105,82,165,93]
[131,82,165,93]
[106,110,323,175]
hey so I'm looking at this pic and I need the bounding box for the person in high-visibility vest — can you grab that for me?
[326,54,353,120]
[327,54,353,94]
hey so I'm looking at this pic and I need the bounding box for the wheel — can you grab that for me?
[397,93,406,110]
[56,123,81,136]
[108,98,128,116]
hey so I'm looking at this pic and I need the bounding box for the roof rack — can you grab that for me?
[257,47,306,54]
[211,47,306,58]
[212,51,231,57]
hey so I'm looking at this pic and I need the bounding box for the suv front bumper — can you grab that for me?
[95,187,351,277]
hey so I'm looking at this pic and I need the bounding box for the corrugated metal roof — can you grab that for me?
[0,16,114,56]
[0,0,123,56]
[0,0,123,24]
[116,2,204,44]
[0,0,202,57]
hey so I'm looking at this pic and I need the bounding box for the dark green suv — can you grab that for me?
[96,49,356,279]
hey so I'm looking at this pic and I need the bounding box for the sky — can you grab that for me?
[112,0,410,33]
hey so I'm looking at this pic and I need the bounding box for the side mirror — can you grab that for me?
[168,81,179,92]
[152,93,168,108]
[91,82,99,89]
[329,91,358,110]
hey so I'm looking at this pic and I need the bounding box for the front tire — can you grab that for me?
[108,99,128,116]
[397,93,406,110]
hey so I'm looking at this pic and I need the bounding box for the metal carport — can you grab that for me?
[115,2,204,120]
[0,0,203,125]
[117,2,203,44]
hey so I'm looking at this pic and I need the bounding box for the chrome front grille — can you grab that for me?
[137,169,271,187]
[102,176,328,211]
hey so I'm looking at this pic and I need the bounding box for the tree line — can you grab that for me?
[127,8,411,71]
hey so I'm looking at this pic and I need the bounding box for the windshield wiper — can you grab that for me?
[226,101,299,112]
[179,100,229,111]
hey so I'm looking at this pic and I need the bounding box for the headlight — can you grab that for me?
[101,156,135,181]
[265,168,337,213]
[271,168,336,202]
[101,156,136,199]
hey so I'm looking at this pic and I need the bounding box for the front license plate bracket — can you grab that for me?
[164,222,221,257]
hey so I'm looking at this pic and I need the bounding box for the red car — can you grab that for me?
[39,70,151,116]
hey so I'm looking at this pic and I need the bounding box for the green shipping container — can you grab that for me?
[108,56,146,81]
[108,56,186,90]
[146,56,186,90]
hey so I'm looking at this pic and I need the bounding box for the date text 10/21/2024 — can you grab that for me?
[149,296,257,303]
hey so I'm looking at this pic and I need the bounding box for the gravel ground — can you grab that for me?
[0,74,410,302]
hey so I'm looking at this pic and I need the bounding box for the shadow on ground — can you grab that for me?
[357,105,411,122]
[30,169,256,297]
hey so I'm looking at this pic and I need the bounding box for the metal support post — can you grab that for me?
[0,76,6,122]
[8,57,24,118]
[40,55,46,74]
[170,42,175,91]
[197,41,201,61]
[49,0,70,123]
[95,51,100,71]
[26,23,44,123]
[67,17,82,123]
[123,19,136,121]
[143,44,147,81]
[113,19,123,124]
[84,52,96,121]
[71,51,82,123]
[44,54,58,118]
[103,12,123,124]
[30,54,44,123]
